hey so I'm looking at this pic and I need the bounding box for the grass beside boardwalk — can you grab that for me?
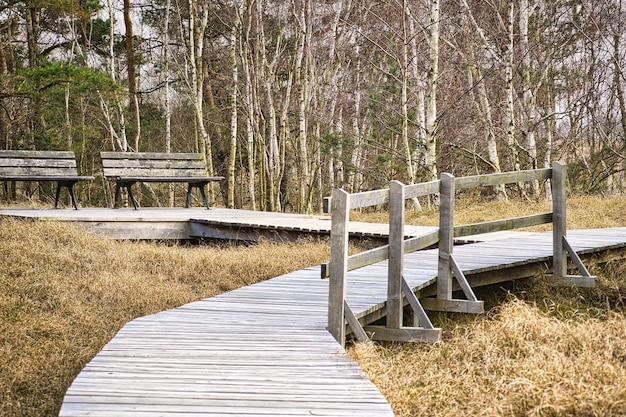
[0,219,329,417]
[2,195,626,416]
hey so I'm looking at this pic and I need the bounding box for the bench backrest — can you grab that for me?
[101,152,208,179]
[0,150,80,178]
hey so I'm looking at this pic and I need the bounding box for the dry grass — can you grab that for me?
[350,294,626,417]
[347,195,626,417]
[3,195,626,417]
[0,219,328,417]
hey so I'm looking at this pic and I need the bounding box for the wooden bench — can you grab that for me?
[0,150,93,209]
[100,152,224,209]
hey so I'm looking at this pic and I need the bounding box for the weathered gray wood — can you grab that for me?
[348,188,389,209]
[401,276,437,330]
[562,236,594,278]
[320,229,439,279]
[450,255,479,303]
[404,229,440,252]
[327,188,350,346]
[438,173,455,300]
[364,326,441,343]
[405,179,440,199]
[0,150,93,209]
[0,150,76,158]
[101,151,204,160]
[387,180,404,329]
[100,151,224,209]
[100,152,223,181]
[454,168,552,190]
[550,274,597,288]
[343,301,369,343]
[419,298,485,313]
[454,213,552,237]
[552,161,567,281]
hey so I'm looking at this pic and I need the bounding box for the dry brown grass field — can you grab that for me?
[2,195,626,416]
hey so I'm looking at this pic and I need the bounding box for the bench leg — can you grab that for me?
[114,182,138,209]
[55,181,79,210]
[187,183,210,209]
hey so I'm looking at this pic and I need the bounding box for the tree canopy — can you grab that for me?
[1,0,625,211]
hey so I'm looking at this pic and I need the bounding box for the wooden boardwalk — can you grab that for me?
[0,207,436,241]
[59,226,626,417]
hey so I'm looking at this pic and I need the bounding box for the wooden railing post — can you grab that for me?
[551,162,596,286]
[327,188,350,346]
[437,173,455,301]
[552,161,567,281]
[387,180,405,329]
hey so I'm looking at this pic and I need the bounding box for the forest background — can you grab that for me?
[1,0,624,212]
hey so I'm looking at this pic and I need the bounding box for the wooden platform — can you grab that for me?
[0,207,438,241]
[58,227,626,416]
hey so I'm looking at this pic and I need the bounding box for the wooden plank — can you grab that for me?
[0,158,76,168]
[454,168,552,190]
[101,159,206,170]
[404,179,440,199]
[364,326,441,343]
[349,188,389,209]
[419,298,485,313]
[453,213,552,237]
[104,175,222,182]
[405,229,440,252]
[101,151,204,161]
[0,150,76,158]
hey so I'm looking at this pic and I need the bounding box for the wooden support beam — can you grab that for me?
[387,180,405,329]
[550,274,597,288]
[344,301,370,343]
[552,161,567,281]
[563,236,595,279]
[401,276,436,329]
[438,173,455,301]
[327,189,350,346]
[450,255,478,302]
[419,298,484,314]
[364,326,441,343]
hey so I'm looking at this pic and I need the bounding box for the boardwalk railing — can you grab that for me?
[325,162,595,346]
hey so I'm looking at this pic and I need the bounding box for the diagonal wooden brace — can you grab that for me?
[422,254,484,314]
[551,236,596,287]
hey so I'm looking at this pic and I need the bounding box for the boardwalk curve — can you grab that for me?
[60,228,626,416]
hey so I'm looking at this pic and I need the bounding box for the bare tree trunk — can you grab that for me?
[123,0,140,151]
[401,0,415,186]
[240,4,256,211]
[466,46,506,199]
[519,0,539,196]
[294,0,310,212]
[505,2,521,176]
[257,0,283,211]
[103,0,127,152]
[425,0,439,183]
[227,7,240,209]
[188,0,215,202]
[163,0,174,206]
[25,7,40,69]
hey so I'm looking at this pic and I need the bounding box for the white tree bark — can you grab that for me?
[425,0,439,182]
